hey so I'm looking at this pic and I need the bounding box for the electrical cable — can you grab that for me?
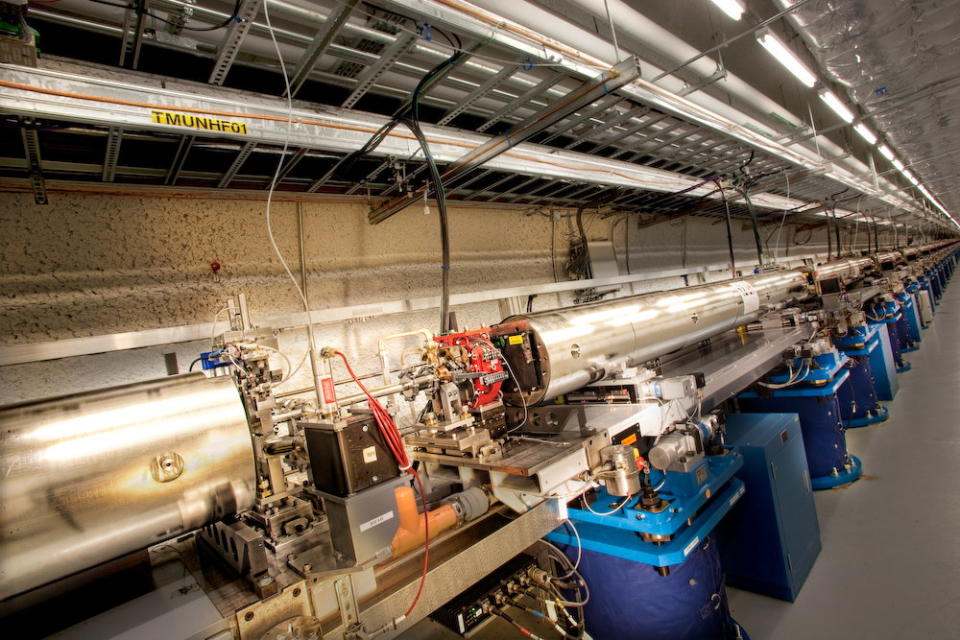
[275,349,310,386]
[500,354,528,434]
[581,492,633,516]
[86,0,241,32]
[187,356,202,372]
[210,306,231,344]
[332,350,428,620]
[329,49,463,334]
[737,188,765,266]
[714,179,738,279]
[260,0,332,409]
[398,116,450,333]
[491,609,547,639]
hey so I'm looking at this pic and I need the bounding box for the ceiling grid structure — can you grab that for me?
[0,0,953,235]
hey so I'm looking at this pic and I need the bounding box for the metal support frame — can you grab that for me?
[475,74,564,133]
[272,147,308,186]
[101,127,123,182]
[0,61,901,226]
[287,0,360,97]
[118,3,147,69]
[341,31,418,109]
[321,503,562,639]
[538,95,625,146]
[218,141,257,188]
[19,124,46,205]
[437,63,520,126]
[367,57,642,223]
[208,0,264,86]
[164,134,195,185]
[374,0,919,219]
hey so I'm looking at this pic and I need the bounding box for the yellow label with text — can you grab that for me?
[150,110,248,135]
[508,335,524,345]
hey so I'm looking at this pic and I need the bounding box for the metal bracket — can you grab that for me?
[118,4,146,68]
[209,0,264,86]
[335,575,361,630]
[437,63,520,126]
[19,123,46,205]
[219,141,257,188]
[102,127,123,182]
[341,31,417,109]
[164,134,196,185]
[273,148,308,186]
[368,57,642,224]
[288,0,360,97]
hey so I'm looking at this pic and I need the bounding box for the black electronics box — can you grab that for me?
[303,415,400,497]
[432,553,536,636]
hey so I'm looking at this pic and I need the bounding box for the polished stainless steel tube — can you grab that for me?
[0,374,256,600]
[812,256,875,282]
[497,269,810,405]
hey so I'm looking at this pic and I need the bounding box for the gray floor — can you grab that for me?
[728,285,960,639]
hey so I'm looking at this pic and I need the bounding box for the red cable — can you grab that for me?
[404,470,430,618]
[334,351,430,620]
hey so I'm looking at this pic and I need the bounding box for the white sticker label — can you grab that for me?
[359,510,394,532]
[362,446,378,464]
[683,535,701,557]
[729,484,746,508]
[729,281,760,314]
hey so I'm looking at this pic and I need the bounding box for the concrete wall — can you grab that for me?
[0,191,882,403]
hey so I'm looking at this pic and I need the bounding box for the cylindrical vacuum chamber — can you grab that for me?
[495,270,810,405]
[0,373,256,600]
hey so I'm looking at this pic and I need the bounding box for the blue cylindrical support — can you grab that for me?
[885,321,911,372]
[896,313,917,353]
[562,536,743,640]
[837,356,888,428]
[738,393,849,481]
[929,269,943,301]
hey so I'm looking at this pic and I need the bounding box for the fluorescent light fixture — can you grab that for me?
[853,123,878,145]
[818,89,855,123]
[710,0,745,20]
[878,144,895,161]
[892,158,906,171]
[756,28,817,87]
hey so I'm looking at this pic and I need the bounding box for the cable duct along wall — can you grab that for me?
[779,0,960,222]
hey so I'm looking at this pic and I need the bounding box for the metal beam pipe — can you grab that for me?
[0,374,256,600]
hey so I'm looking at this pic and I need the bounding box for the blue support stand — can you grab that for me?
[895,292,919,353]
[737,354,862,490]
[902,285,924,344]
[546,453,744,567]
[548,454,749,640]
[560,538,744,640]
[833,324,889,428]
[867,299,910,374]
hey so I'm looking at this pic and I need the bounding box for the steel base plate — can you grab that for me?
[843,405,889,429]
[811,455,862,490]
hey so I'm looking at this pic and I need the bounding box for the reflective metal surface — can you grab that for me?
[813,256,874,281]
[499,270,810,404]
[0,374,255,599]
